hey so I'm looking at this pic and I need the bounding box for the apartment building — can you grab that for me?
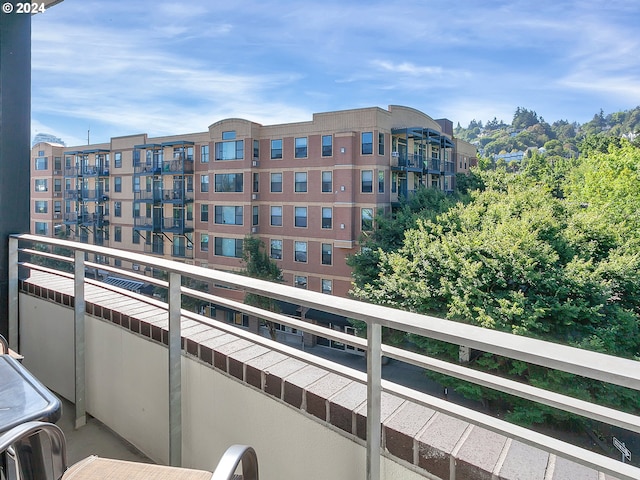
[31,105,476,304]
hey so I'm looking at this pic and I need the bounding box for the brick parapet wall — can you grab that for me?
[20,278,614,480]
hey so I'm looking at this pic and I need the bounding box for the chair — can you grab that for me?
[0,421,258,480]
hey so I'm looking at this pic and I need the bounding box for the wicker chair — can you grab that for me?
[0,421,258,480]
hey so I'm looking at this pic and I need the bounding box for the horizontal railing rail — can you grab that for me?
[7,233,640,480]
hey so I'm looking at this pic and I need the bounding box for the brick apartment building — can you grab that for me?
[31,105,476,336]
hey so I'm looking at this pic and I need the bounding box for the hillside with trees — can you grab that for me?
[347,131,640,429]
[455,106,640,170]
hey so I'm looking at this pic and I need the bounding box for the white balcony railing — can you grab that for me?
[7,233,640,480]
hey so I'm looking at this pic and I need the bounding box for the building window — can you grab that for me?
[54,156,62,171]
[253,139,260,159]
[200,204,209,222]
[133,176,140,192]
[114,226,122,243]
[322,135,333,157]
[294,275,308,289]
[54,178,62,193]
[35,222,48,235]
[321,279,332,294]
[321,171,332,193]
[252,205,259,226]
[214,173,243,192]
[35,157,48,170]
[362,208,373,231]
[322,243,332,265]
[378,170,385,193]
[253,172,259,193]
[391,172,397,194]
[200,174,209,192]
[114,152,122,168]
[271,139,282,159]
[133,203,140,218]
[270,172,282,192]
[361,132,373,155]
[378,132,385,155]
[53,201,61,214]
[114,177,122,192]
[222,131,236,140]
[294,206,307,227]
[214,237,243,258]
[133,230,141,244]
[34,201,47,214]
[114,201,122,217]
[294,241,307,262]
[215,140,244,160]
[215,206,243,225]
[201,145,210,163]
[35,179,48,192]
[361,170,373,193]
[322,207,332,229]
[270,206,282,226]
[295,137,307,158]
[270,239,282,259]
[201,233,209,252]
[294,172,307,192]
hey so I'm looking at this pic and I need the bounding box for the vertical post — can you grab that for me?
[168,271,182,466]
[0,3,31,342]
[366,322,382,480]
[74,249,86,428]
[8,236,19,350]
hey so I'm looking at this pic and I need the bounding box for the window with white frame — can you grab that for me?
[361,170,373,193]
[322,207,332,229]
[294,172,307,192]
[322,243,332,265]
[271,139,282,159]
[35,179,48,192]
[322,135,333,157]
[322,171,332,193]
[294,206,307,227]
[361,208,373,231]
[270,206,282,226]
[270,239,282,259]
[215,206,243,225]
[295,137,307,158]
[270,172,282,192]
[294,241,307,262]
[214,237,243,257]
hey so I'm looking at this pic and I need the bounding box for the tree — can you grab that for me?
[512,107,539,129]
[350,161,640,426]
[240,235,282,340]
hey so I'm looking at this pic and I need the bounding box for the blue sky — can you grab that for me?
[32,0,640,147]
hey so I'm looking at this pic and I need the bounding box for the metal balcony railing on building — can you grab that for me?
[444,161,455,174]
[7,234,640,480]
[133,217,160,232]
[391,153,424,171]
[425,158,441,174]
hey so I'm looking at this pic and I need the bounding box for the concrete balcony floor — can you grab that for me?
[57,397,151,467]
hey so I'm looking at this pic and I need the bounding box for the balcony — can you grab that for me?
[5,234,640,480]
[391,153,424,172]
[425,158,441,174]
[134,189,194,204]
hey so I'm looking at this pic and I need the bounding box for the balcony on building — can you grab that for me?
[3,234,639,480]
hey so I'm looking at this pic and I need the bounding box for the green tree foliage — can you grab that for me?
[349,143,640,426]
[240,235,282,339]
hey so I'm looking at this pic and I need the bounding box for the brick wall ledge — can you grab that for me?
[20,272,616,480]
